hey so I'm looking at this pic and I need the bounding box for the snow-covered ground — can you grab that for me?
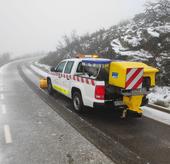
[111,36,153,61]
[155,24,170,33]
[31,64,49,77]
[111,39,128,53]
[142,106,170,125]
[147,86,170,108]
[110,20,170,61]
[111,38,153,60]
[34,61,50,72]
[147,27,160,37]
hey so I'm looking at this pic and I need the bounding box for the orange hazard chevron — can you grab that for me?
[125,68,143,90]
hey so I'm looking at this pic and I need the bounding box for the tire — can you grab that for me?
[72,92,84,113]
[47,79,54,95]
[136,113,143,118]
[128,110,143,118]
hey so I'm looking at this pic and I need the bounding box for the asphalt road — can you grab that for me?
[27,61,170,164]
[0,58,170,164]
[0,59,114,164]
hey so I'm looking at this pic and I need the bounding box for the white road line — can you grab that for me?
[0,94,4,100]
[4,125,12,144]
[1,105,6,114]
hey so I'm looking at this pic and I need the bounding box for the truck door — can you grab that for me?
[52,61,66,93]
[63,61,74,98]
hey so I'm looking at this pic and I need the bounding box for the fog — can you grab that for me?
[0,0,151,57]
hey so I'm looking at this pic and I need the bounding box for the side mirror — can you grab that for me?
[50,67,55,72]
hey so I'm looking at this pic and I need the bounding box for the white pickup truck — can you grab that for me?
[46,56,158,117]
[47,58,114,112]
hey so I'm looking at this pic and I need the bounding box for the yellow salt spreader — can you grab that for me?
[108,61,159,118]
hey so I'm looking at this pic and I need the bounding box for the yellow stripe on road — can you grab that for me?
[52,84,69,95]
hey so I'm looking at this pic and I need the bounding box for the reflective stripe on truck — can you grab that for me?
[50,72,95,86]
[52,84,70,95]
[125,68,144,90]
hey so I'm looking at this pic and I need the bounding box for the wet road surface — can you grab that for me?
[26,61,170,164]
[0,59,113,164]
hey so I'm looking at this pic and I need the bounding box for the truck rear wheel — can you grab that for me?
[136,113,143,118]
[47,79,54,95]
[72,92,84,113]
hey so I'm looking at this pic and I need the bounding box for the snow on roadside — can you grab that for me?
[147,86,170,109]
[30,64,49,77]
[34,61,51,72]
[142,106,170,125]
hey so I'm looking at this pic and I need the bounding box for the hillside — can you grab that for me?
[40,0,170,86]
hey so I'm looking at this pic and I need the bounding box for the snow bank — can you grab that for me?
[142,106,170,125]
[147,86,170,108]
[30,64,49,77]
[34,61,51,72]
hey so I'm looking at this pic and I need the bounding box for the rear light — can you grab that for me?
[95,85,105,100]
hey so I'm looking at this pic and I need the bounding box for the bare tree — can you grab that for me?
[145,0,170,23]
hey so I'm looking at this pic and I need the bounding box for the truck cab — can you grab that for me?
[47,58,110,110]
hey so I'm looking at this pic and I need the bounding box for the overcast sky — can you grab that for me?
[0,0,152,57]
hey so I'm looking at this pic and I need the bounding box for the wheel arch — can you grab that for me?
[71,87,82,98]
[71,87,86,112]
[47,77,51,81]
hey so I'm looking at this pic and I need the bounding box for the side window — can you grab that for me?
[76,62,83,73]
[56,61,66,72]
[64,61,74,74]
[76,62,99,77]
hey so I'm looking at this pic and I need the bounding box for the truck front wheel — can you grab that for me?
[47,79,54,95]
[72,92,84,113]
